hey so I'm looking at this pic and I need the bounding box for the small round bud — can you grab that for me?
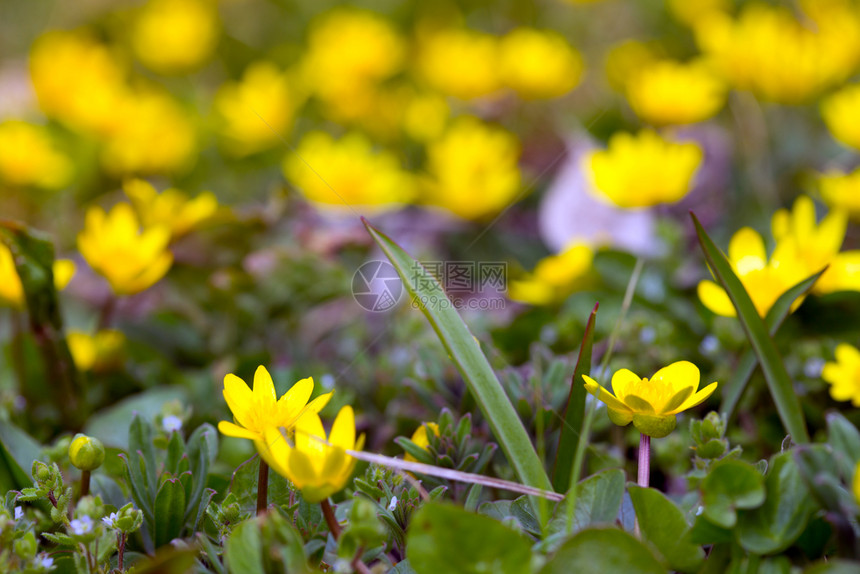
[32,460,52,483]
[69,434,105,471]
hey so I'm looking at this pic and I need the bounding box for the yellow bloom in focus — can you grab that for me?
[303,9,405,121]
[498,28,583,100]
[819,168,860,220]
[696,227,807,318]
[132,0,219,74]
[822,84,860,151]
[124,179,217,239]
[404,422,440,463]
[68,330,125,372]
[77,203,173,296]
[283,131,414,211]
[0,121,72,189]
[215,62,300,156]
[0,245,75,308]
[30,30,128,135]
[822,343,860,406]
[586,131,703,209]
[259,406,364,503]
[418,28,500,100]
[626,60,726,126]
[583,361,718,438]
[423,117,521,220]
[217,366,333,445]
[510,243,593,305]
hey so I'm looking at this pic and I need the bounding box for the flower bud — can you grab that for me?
[14,531,37,560]
[32,460,52,483]
[69,434,105,471]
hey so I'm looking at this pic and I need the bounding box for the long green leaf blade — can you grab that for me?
[552,303,598,492]
[363,219,552,493]
[691,213,809,443]
[154,478,187,548]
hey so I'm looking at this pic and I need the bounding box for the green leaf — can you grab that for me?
[629,486,704,573]
[804,559,860,573]
[826,412,860,482]
[84,387,186,450]
[229,456,292,513]
[700,459,765,529]
[225,519,264,574]
[720,269,825,420]
[553,303,598,492]
[567,469,625,532]
[164,432,185,477]
[187,423,219,468]
[129,414,158,496]
[364,220,552,498]
[120,453,154,527]
[407,502,533,574]
[153,478,187,548]
[538,527,665,574]
[0,420,41,491]
[736,452,819,554]
[691,213,809,443]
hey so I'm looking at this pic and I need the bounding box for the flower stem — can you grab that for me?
[320,499,341,540]
[118,532,127,571]
[638,433,650,488]
[256,460,269,515]
[80,470,91,498]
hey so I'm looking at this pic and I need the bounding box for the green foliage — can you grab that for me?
[629,486,704,572]
[538,528,665,574]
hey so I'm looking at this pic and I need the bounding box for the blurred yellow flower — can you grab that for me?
[498,28,583,99]
[124,179,217,239]
[260,406,364,502]
[402,92,450,142]
[0,245,75,308]
[819,168,860,220]
[303,9,405,121]
[132,0,220,74]
[214,62,299,156]
[626,60,726,125]
[404,422,440,463]
[822,343,860,406]
[586,130,703,209]
[77,202,173,295]
[822,84,860,151]
[423,117,521,220]
[668,0,730,27]
[68,330,125,372]
[217,365,333,443]
[509,243,593,305]
[418,28,500,100]
[30,30,128,135]
[0,121,72,189]
[102,87,196,175]
[283,131,414,211]
[697,227,807,318]
[583,361,717,438]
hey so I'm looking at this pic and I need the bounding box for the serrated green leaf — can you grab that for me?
[629,486,705,573]
[154,478,186,548]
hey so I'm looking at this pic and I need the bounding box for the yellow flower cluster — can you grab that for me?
[625,60,726,126]
[586,130,703,209]
[219,365,363,503]
[509,243,594,305]
[0,121,72,189]
[696,2,860,104]
[822,343,860,406]
[498,28,584,100]
[68,330,125,372]
[819,168,860,220]
[0,245,75,308]
[131,0,220,75]
[124,179,218,240]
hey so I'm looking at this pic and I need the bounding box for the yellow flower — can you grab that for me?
[498,28,583,100]
[0,121,72,189]
[697,227,807,318]
[214,62,300,156]
[77,202,173,296]
[509,243,594,305]
[124,179,217,239]
[283,131,414,211]
[217,365,333,443]
[819,168,860,220]
[586,130,703,209]
[418,28,501,100]
[402,92,450,142]
[583,361,718,438]
[259,406,364,502]
[302,9,405,121]
[404,422,440,463]
[626,60,726,126]
[0,244,75,308]
[423,117,521,220]
[822,84,860,151]
[131,0,219,74]
[822,343,860,406]
[68,330,125,372]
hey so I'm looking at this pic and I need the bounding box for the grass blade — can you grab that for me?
[552,303,598,493]
[691,213,809,443]
[363,219,553,495]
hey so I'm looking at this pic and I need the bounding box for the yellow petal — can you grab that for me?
[253,365,277,404]
[661,386,694,414]
[53,259,76,290]
[223,373,254,428]
[259,425,292,475]
[728,227,766,275]
[671,382,719,414]
[329,406,356,449]
[698,280,737,317]
[305,390,334,414]
[217,420,260,441]
[287,449,319,489]
[624,394,656,413]
[583,374,633,414]
[650,361,700,394]
[278,377,314,423]
[610,368,642,400]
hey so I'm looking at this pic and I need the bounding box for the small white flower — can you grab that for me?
[14,506,23,520]
[102,512,118,528]
[388,496,398,511]
[70,515,93,535]
[38,554,54,569]
[695,505,704,516]
[699,335,719,356]
[162,415,183,434]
